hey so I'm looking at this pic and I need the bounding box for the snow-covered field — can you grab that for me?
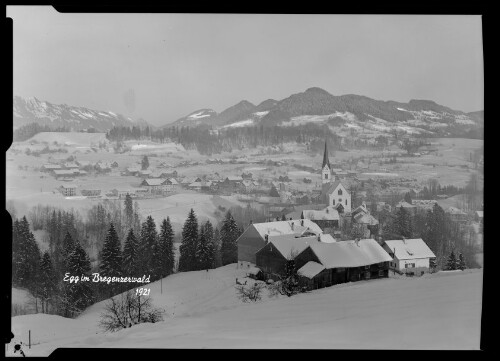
[9,267,482,355]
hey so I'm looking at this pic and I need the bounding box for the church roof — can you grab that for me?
[322,141,330,169]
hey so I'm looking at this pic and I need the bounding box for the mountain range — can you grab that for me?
[13,96,145,132]
[167,87,483,136]
[13,88,483,137]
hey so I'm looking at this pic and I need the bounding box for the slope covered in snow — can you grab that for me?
[9,267,482,355]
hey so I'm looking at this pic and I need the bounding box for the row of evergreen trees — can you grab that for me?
[13,204,246,317]
[178,209,241,272]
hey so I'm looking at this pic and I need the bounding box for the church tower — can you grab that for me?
[321,140,331,184]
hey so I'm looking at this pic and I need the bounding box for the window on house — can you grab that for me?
[345,199,348,205]
[338,189,342,195]
[332,199,335,205]
[338,199,342,203]
[325,174,328,179]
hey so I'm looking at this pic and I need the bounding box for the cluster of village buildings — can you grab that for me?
[235,142,483,290]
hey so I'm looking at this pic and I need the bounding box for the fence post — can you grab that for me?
[29,330,31,349]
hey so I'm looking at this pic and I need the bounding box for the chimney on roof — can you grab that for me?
[265,234,269,243]
[301,219,304,226]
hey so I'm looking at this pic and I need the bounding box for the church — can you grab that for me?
[320,141,351,213]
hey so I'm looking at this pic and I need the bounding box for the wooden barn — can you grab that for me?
[294,239,392,290]
[255,235,320,278]
[237,219,323,263]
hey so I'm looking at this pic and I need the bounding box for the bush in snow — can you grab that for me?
[99,290,165,332]
[235,282,265,303]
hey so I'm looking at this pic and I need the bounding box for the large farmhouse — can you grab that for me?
[294,239,392,290]
[382,238,436,276]
[237,219,323,263]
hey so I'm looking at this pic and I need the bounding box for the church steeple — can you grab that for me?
[322,140,330,169]
[321,140,331,184]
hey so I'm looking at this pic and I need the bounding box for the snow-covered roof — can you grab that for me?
[301,206,340,221]
[308,239,392,269]
[265,235,319,259]
[297,261,325,279]
[353,213,379,226]
[227,176,243,181]
[395,201,416,208]
[252,219,323,239]
[166,178,178,185]
[60,183,77,189]
[384,239,436,260]
[54,169,78,175]
[319,234,336,243]
[141,178,165,186]
[446,207,467,215]
[42,164,62,169]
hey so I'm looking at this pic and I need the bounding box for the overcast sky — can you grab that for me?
[8,7,484,126]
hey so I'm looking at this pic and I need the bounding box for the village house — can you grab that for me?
[241,180,254,192]
[268,206,288,220]
[445,207,468,223]
[53,169,79,179]
[237,219,323,263]
[62,162,79,170]
[164,178,179,193]
[95,162,112,173]
[394,201,417,214]
[350,203,379,237]
[411,199,437,211]
[80,188,101,197]
[475,210,483,224]
[111,189,137,198]
[294,239,392,290]
[141,178,167,194]
[241,172,253,180]
[125,167,141,176]
[220,176,243,193]
[138,169,152,178]
[301,206,340,233]
[382,238,436,276]
[41,164,62,173]
[59,184,77,196]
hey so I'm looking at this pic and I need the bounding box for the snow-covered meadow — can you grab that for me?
[9,267,482,355]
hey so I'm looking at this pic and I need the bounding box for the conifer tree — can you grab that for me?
[65,240,94,316]
[122,228,140,276]
[61,231,76,270]
[138,216,158,275]
[100,223,122,279]
[220,211,239,266]
[14,217,41,289]
[395,206,412,238]
[179,209,199,272]
[404,192,412,204]
[153,218,175,278]
[40,251,57,313]
[196,221,215,270]
[445,250,457,270]
[124,194,134,231]
[457,253,467,271]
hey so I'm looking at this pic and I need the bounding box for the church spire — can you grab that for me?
[322,140,330,169]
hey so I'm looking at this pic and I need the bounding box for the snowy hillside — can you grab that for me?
[9,267,482,355]
[13,96,143,132]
